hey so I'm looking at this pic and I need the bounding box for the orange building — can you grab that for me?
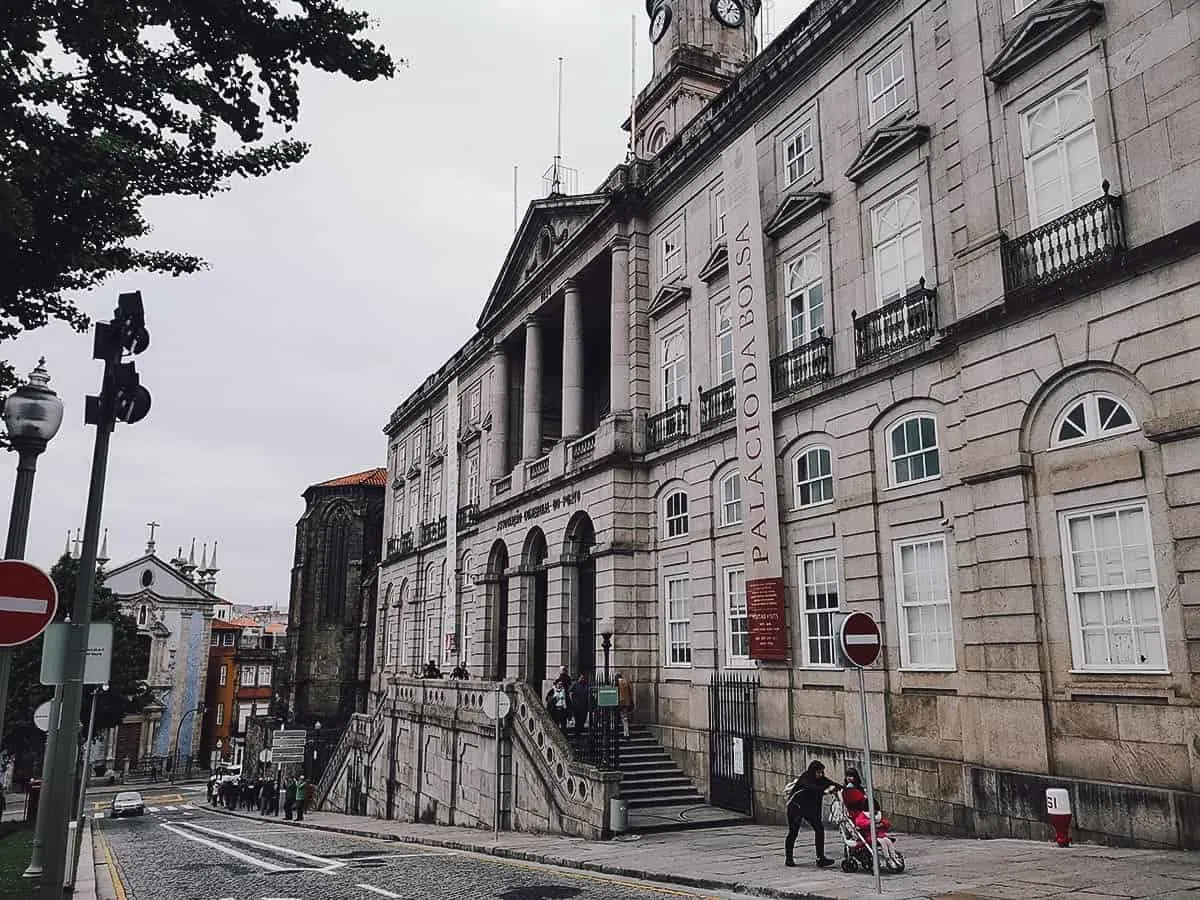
[199,619,240,766]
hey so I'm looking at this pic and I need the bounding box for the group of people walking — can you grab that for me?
[207,772,313,821]
[543,669,634,738]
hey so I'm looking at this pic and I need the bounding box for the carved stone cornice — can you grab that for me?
[648,280,692,319]
[698,243,729,282]
[845,124,930,184]
[763,191,831,239]
[985,1,1105,85]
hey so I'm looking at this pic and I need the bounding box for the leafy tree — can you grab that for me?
[0,1,398,395]
[3,554,150,776]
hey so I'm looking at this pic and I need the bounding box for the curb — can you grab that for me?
[207,806,841,900]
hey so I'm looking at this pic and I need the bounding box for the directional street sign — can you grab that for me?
[272,729,307,764]
[0,560,58,647]
[840,611,883,668]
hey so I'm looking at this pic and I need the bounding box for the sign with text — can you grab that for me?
[271,729,307,763]
[746,577,788,660]
[722,130,785,584]
[496,489,582,531]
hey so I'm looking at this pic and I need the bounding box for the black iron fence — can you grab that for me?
[699,381,736,430]
[647,401,689,451]
[388,532,413,557]
[458,504,479,529]
[770,332,833,398]
[708,672,758,815]
[554,678,622,771]
[853,280,938,366]
[420,517,447,545]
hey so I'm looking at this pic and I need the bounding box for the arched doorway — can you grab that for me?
[564,513,597,677]
[486,541,510,679]
[522,528,549,685]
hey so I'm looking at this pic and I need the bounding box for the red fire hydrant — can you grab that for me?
[1046,788,1072,847]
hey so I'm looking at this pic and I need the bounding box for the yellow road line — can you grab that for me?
[473,855,720,898]
[96,829,129,900]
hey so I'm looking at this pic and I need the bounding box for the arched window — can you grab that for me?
[320,503,353,622]
[794,447,834,508]
[137,605,148,626]
[889,415,940,486]
[648,125,669,155]
[1052,393,1137,448]
[460,552,475,666]
[395,580,409,670]
[425,561,442,598]
[381,585,394,668]
[664,490,689,538]
[719,473,742,527]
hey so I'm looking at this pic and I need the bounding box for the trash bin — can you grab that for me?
[25,778,42,824]
[610,797,628,834]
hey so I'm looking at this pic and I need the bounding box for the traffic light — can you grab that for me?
[85,291,152,428]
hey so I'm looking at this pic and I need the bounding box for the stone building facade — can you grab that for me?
[365,0,1200,847]
[283,468,386,727]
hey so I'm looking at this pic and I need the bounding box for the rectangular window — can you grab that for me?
[426,616,439,665]
[720,473,742,527]
[391,492,404,538]
[258,666,272,686]
[218,665,227,687]
[725,567,749,662]
[461,607,473,665]
[867,49,907,124]
[408,487,420,529]
[785,251,824,348]
[662,226,683,278]
[469,385,482,423]
[467,455,480,505]
[664,491,689,539]
[433,412,446,450]
[221,632,235,647]
[711,187,727,241]
[794,447,834,507]
[1021,78,1102,227]
[895,537,954,670]
[1061,504,1165,672]
[210,632,218,646]
[427,473,443,519]
[660,330,689,408]
[783,120,815,186]
[715,302,734,384]
[665,576,692,666]
[871,186,924,304]
[800,554,840,666]
[241,666,256,687]
[215,703,224,726]
[237,703,252,733]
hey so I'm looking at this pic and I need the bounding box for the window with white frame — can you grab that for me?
[215,703,224,726]
[382,589,394,667]
[867,48,907,124]
[397,441,406,466]
[785,251,824,348]
[426,615,439,664]
[1022,78,1101,227]
[662,225,683,278]
[236,703,253,733]
[425,562,441,598]
[241,665,256,687]
[469,384,482,423]
[460,607,473,666]
[395,583,408,667]
[466,454,480,505]
[409,428,423,463]
[1053,393,1137,447]
[871,186,924,304]
[724,567,749,662]
[661,331,689,408]
[895,537,954,669]
[800,554,840,666]
[210,632,218,646]
[665,576,693,665]
[221,632,235,647]
[664,490,689,539]
[794,446,834,507]
[1061,504,1165,671]
[391,491,404,537]
[258,666,272,686]
[715,302,734,384]
[720,472,742,526]
[889,415,940,486]
[408,487,420,529]
[711,187,727,241]
[218,664,227,687]
[433,412,446,449]
[427,472,442,519]
[783,119,816,186]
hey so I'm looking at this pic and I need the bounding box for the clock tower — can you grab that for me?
[635,0,760,157]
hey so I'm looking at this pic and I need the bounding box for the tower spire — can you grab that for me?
[97,528,110,568]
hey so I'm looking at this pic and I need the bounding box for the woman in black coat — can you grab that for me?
[785,760,841,867]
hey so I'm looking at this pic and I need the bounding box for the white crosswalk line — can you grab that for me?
[147,807,160,813]
[358,887,402,899]
[180,803,194,810]
[164,805,177,811]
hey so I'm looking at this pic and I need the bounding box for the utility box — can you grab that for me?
[610,797,628,834]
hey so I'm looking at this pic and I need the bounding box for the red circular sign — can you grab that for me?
[840,611,882,667]
[0,560,58,648]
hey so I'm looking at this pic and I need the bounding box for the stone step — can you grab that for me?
[620,777,697,795]
[625,788,707,809]
[618,762,682,776]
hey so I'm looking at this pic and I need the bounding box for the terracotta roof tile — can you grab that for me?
[211,620,240,630]
[314,467,387,489]
[228,617,258,627]
[266,623,287,635]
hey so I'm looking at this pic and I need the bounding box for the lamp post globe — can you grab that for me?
[3,358,64,560]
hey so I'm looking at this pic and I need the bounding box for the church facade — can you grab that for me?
[372,0,1200,846]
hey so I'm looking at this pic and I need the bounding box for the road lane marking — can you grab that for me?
[159,823,286,872]
[147,807,160,813]
[463,854,721,898]
[358,886,402,899]
[180,821,345,870]
[96,829,129,900]
[164,805,177,811]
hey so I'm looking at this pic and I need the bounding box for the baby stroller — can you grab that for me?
[828,793,906,874]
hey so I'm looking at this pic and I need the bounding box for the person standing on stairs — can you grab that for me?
[784,760,842,868]
[615,671,633,738]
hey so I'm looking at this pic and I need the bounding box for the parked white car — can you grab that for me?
[110,791,145,818]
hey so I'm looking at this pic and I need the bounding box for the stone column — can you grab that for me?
[489,344,509,481]
[521,317,543,459]
[610,237,631,413]
[561,279,585,437]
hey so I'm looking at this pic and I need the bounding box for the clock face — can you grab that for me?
[649,4,672,44]
[711,0,745,28]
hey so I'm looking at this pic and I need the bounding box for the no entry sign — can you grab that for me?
[0,560,58,648]
[840,611,882,668]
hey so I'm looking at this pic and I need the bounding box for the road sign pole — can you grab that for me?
[494,686,502,842]
[857,664,881,894]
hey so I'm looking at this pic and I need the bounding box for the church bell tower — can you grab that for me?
[634,0,760,157]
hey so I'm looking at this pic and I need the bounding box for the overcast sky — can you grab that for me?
[0,0,815,608]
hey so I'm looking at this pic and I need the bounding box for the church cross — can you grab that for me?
[147,521,160,553]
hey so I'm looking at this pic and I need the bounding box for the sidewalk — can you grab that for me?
[210,806,1200,899]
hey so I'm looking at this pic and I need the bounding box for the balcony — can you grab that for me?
[853,281,938,366]
[569,433,596,463]
[770,332,833,398]
[493,475,512,498]
[1001,183,1124,299]
[420,517,447,545]
[387,532,413,557]
[698,381,736,431]
[526,455,550,481]
[458,504,478,529]
[647,402,689,452]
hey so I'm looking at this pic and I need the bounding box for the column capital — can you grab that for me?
[523,313,543,329]
[609,235,630,253]
[491,341,508,359]
[563,276,582,292]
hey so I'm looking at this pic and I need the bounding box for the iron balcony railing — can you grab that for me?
[387,532,413,557]
[699,380,736,431]
[420,517,446,545]
[853,280,938,366]
[1001,182,1124,297]
[457,504,478,529]
[647,401,689,451]
[770,331,833,398]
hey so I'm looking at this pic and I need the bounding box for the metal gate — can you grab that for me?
[708,672,758,815]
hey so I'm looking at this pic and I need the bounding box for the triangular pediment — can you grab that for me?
[477,194,611,328]
[845,124,931,184]
[986,1,1105,84]
[104,555,217,604]
[649,280,692,319]
[764,191,831,239]
[698,243,728,282]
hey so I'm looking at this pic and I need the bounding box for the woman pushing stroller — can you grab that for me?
[784,760,842,868]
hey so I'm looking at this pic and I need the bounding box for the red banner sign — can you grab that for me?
[747,577,788,661]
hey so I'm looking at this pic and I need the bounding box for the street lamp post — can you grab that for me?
[0,359,64,741]
[599,617,614,684]
[171,704,204,784]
